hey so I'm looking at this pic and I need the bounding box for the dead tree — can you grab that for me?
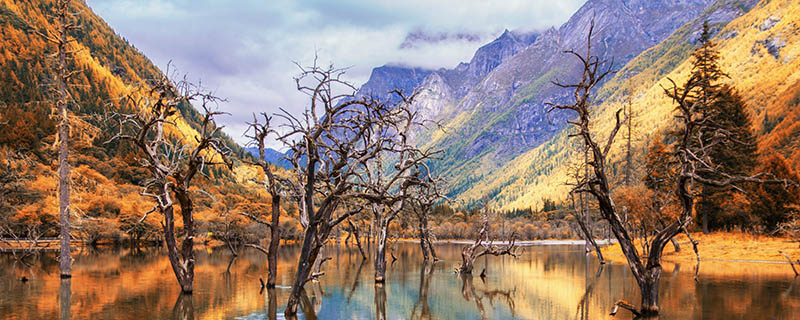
[551,21,795,316]
[42,0,80,279]
[457,213,519,274]
[409,175,446,262]
[569,193,605,263]
[342,83,444,282]
[241,113,285,288]
[278,61,414,315]
[108,72,232,293]
[0,225,48,263]
[346,217,367,260]
[356,106,441,283]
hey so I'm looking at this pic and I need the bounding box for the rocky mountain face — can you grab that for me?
[424,0,723,194]
[464,0,788,211]
[354,0,763,203]
[355,65,433,104]
[356,29,538,122]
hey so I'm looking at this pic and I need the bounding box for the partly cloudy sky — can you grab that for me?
[86,0,586,147]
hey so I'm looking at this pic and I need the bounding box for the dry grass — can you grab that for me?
[601,232,800,277]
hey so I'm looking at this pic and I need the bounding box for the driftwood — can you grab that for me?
[610,300,640,317]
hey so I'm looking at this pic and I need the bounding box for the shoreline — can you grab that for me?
[398,238,618,246]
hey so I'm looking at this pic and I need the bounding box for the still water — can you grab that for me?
[1,242,798,319]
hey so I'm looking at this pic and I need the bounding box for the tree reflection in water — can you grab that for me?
[265,288,278,320]
[374,282,387,320]
[59,278,70,320]
[410,261,436,319]
[171,293,193,320]
[576,255,605,320]
[460,274,516,320]
[347,260,367,303]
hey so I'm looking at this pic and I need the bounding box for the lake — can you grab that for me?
[1,242,798,319]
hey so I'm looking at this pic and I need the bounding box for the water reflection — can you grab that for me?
[172,293,194,320]
[265,288,277,320]
[1,243,798,319]
[59,278,70,320]
[576,256,604,320]
[374,283,387,320]
[410,261,434,319]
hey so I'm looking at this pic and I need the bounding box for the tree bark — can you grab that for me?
[163,190,195,294]
[374,220,388,283]
[347,219,367,260]
[418,212,437,261]
[56,0,72,279]
[267,194,281,288]
[419,221,430,261]
[285,224,321,315]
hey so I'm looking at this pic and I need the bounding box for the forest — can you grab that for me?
[2,0,800,319]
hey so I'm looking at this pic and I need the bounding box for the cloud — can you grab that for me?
[86,0,586,147]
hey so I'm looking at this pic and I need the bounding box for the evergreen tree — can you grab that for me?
[688,21,758,233]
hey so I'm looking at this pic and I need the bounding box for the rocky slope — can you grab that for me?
[462,0,796,211]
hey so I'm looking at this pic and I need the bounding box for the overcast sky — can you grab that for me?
[86,0,586,148]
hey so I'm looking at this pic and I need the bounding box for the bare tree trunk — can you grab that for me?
[583,147,590,254]
[162,191,194,293]
[576,213,605,263]
[56,0,72,279]
[285,225,322,315]
[417,212,437,261]
[374,220,388,283]
[419,220,430,261]
[347,219,367,260]
[267,194,281,288]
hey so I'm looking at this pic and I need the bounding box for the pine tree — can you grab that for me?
[689,21,758,233]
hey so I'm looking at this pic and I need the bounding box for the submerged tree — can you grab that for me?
[241,113,285,288]
[109,72,232,293]
[409,173,446,262]
[457,212,519,274]
[278,60,421,315]
[356,103,442,283]
[44,0,79,279]
[551,20,793,316]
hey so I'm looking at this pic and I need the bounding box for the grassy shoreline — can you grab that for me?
[600,232,800,265]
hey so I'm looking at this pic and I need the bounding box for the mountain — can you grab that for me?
[352,0,784,210]
[459,0,798,211]
[357,29,539,122]
[420,0,721,200]
[244,147,291,169]
[0,0,257,236]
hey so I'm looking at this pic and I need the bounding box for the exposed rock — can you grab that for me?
[754,36,786,59]
[760,15,781,31]
[356,65,433,104]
